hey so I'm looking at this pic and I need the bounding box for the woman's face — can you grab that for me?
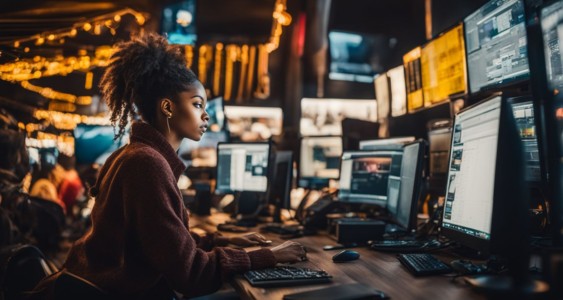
[171,81,209,141]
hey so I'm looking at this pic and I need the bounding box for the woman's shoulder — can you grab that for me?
[117,143,171,172]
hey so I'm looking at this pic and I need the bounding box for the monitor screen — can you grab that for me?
[161,0,197,45]
[178,131,228,167]
[541,0,563,93]
[464,0,529,94]
[388,65,407,117]
[300,98,377,136]
[403,47,424,112]
[359,137,415,151]
[442,96,502,245]
[216,143,270,193]
[511,100,541,182]
[395,141,425,230]
[224,106,283,141]
[339,150,402,206]
[421,24,467,105]
[298,136,343,189]
[74,125,127,165]
[374,74,390,120]
[328,31,379,83]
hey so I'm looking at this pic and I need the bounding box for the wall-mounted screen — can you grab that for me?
[464,0,529,94]
[421,23,467,106]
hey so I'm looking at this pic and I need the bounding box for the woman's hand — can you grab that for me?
[229,232,272,247]
[270,241,307,264]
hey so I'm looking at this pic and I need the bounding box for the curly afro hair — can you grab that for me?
[100,33,199,139]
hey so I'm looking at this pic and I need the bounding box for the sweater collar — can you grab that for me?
[129,122,186,180]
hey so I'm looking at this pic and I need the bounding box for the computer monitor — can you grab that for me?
[421,23,467,106]
[403,47,424,112]
[464,0,529,94]
[509,98,541,182]
[206,96,226,132]
[224,106,283,141]
[441,94,531,261]
[389,140,425,231]
[300,98,377,136]
[215,142,270,194]
[338,150,403,207]
[359,137,416,151]
[374,74,390,120]
[161,0,197,45]
[541,1,563,93]
[388,65,407,117]
[298,136,343,189]
[268,151,293,223]
[328,31,379,83]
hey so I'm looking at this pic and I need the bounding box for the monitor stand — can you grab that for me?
[225,191,263,227]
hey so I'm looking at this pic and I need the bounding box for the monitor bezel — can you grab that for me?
[267,150,294,210]
[215,141,272,194]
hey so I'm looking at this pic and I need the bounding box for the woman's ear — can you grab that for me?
[160,98,174,117]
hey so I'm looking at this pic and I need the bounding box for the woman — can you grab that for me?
[56,34,306,299]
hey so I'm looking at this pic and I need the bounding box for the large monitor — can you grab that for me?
[298,136,343,189]
[389,141,425,231]
[388,65,407,117]
[224,106,283,141]
[338,150,403,207]
[464,0,529,94]
[510,98,541,182]
[161,0,197,45]
[442,96,503,253]
[300,98,377,136]
[421,23,467,106]
[328,31,379,83]
[374,74,390,120]
[215,143,270,194]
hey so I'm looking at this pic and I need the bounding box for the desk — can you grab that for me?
[190,213,485,300]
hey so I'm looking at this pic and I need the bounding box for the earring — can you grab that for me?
[166,114,172,134]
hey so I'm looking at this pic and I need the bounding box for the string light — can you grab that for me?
[34,109,111,130]
[21,81,93,105]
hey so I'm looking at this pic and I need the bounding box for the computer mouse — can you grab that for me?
[332,250,360,262]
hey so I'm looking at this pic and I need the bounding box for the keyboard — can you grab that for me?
[370,239,441,252]
[244,266,332,287]
[397,253,452,276]
[261,224,302,235]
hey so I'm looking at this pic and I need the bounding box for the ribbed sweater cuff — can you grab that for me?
[247,249,276,270]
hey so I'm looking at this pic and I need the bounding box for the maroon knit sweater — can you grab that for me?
[63,122,276,298]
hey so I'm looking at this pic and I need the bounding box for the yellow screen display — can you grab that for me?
[421,24,467,106]
[403,47,423,112]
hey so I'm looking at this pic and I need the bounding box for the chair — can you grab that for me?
[0,244,57,300]
[22,196,66,253]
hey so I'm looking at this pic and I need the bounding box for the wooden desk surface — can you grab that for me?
[190,213,485,300]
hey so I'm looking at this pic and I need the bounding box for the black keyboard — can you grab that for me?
[261,224,302,235]
[244,266,332,287]
[397,253,452,276]
[370,239,441,252]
